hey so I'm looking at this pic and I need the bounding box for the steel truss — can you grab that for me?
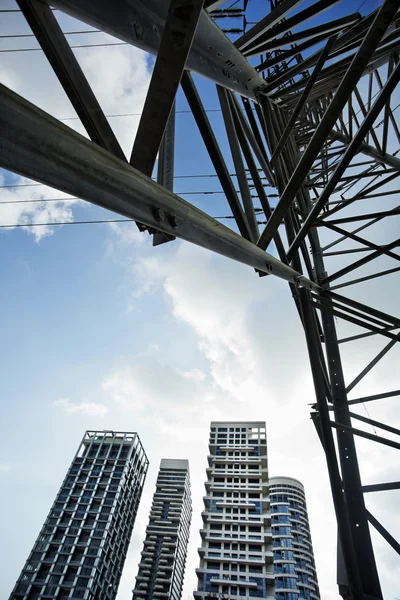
[0,1,399,598]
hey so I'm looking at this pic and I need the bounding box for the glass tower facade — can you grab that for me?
[270,477,320,600]
[9,430,148,600]
[133,459,192,600]
[194,421,275,599]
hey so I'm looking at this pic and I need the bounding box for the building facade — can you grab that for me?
[194,421,275,599]
[270,477,320,600]
[9,430,148,600]
[133,459,192,600]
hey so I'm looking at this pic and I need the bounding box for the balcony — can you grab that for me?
[199,551,274,565]
[210,575,257,587]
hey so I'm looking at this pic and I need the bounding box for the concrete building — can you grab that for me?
[194,421,275,599]
[132,459,192,600]
[9,430,148,600]
[270,477,320,600]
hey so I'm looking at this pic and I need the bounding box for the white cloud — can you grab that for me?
[0,175,79,242]
[53,398,108,417]
[103,234,399,600]
[0,22,152,240]
[0,464,11,475]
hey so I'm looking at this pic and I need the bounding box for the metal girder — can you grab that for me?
[16,0,125,161]
[157,106,176,192]
[0,83,317,290]
[330,421,400,451]
[348,411,400,436]
[234,0,302,51]
[287,59,400,259]
[271,34,338,167]
[154,105,177,246]
[366,511,400,555]
[328,129,400,171]
[318,289,383,598]
[181,71,252,241]
[243,0,341,55]
[300,290,364,598]
[244,13,361,58]
[323,238,400,285]
[46,0,266,101]
[363,481,400,492]
[348,390,400,405]
[257,0,398,252]
[130,0,204,175]
[217,85,259,242]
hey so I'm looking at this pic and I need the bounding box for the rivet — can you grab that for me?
[154,208,165,223]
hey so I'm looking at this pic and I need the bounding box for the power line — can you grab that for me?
[0,171,271,190]
[0,29,99,39]
[0,41,127,53]
[0,216,270,228]
[0,191,262,205]
[0,196,78,205]
[60,109,222,121]
[0,218,132,228]
[0,174,240,191]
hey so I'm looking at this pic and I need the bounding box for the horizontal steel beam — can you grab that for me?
[348,390,400,405]
[0,83,319,290]
[363,481,400,493]
[47,0,265,101]
[330,421,400,451]
[348,411,400,437]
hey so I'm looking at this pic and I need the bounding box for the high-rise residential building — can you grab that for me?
[132,459,192,600]
[9,430,148,600]
[270,477,320,600]
[194,421,275,599]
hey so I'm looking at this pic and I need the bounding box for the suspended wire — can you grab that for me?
[362,403,378,435]
[0,41,127,53]
[0,219,132,228]
[59,109,222,121]
[0,29,99,39]
[0,191,261,204]
[0,171,251,191]
[0,217,269,228]
[356,0,368,12]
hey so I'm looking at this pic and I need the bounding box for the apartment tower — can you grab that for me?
[270,477,320,600]
[9,430,148,600]
[133,459,192,600]
[194,421,274,599]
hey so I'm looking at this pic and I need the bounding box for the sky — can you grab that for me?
[0,1,399,600]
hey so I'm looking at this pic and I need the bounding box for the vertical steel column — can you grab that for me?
[299,288,364,599]
[154,103,177,245]
[157,102,176,192]
[308,215,383,598]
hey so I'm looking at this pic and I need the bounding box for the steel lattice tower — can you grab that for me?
[0,1,399,599]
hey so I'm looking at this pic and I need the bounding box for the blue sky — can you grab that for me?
[1,1,399,599]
